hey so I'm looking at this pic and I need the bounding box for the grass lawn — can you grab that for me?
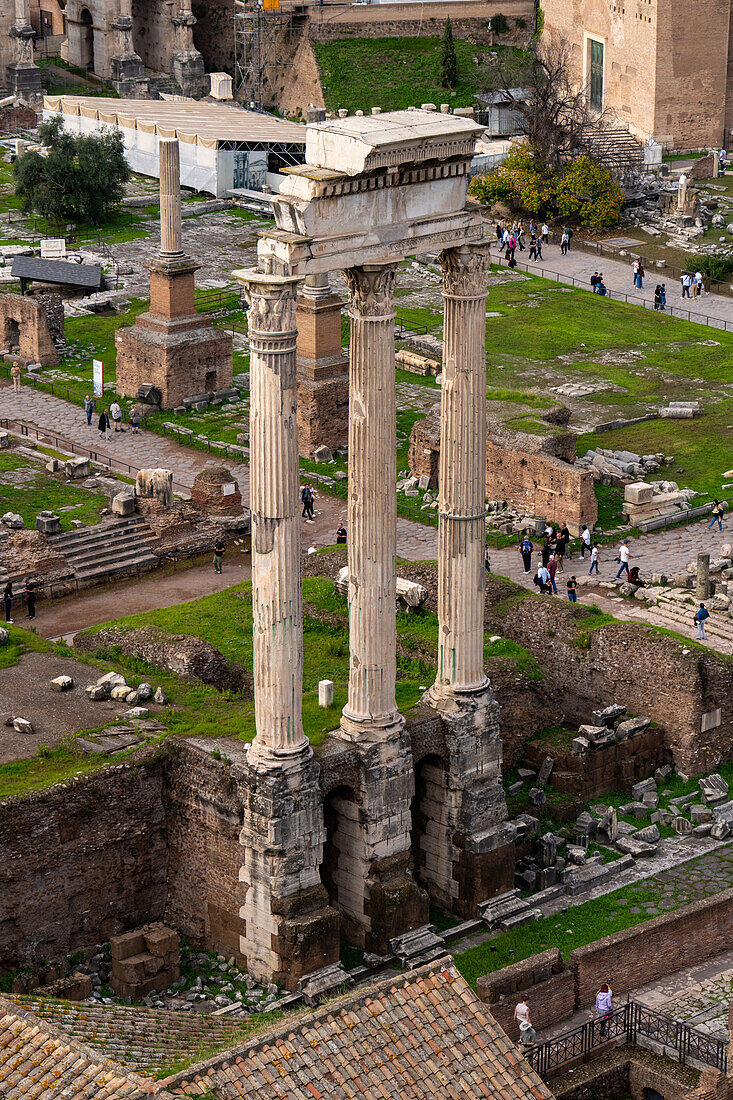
[313,36,501,112]
[0,451,109,530]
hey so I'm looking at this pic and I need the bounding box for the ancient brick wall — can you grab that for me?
[0,293,60,367]
[485,441,597,535]
[192,0,235,74]
[522,726,666,799]
[309,1,534,42]
[490,591,733,777]
[571,890,733,1006]
[477,949,575,1035]
[162,742,246,963]
[0,756,168,968]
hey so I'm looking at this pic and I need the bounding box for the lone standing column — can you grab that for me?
[340,262,402,740]
[697,552,710,601]
[158,139,183,258]
[242,269,307,763]
[427,244,493,706]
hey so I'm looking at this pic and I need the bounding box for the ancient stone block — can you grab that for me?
[50,675,74,692]
[136,468,173,507]
[36,513,61,534]
[112,492,136,517]
[65,458,91,480]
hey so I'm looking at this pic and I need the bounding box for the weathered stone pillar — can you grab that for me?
[421,243,515,918]
[171,3,206,98]
[340,262,401,742]
[296,273,349,459]
[237,268,340,989]
[110,0,147,98]
[159,139,183,260]
[6,0,42,102]
[327,261,428,954]
[697,552,711,601]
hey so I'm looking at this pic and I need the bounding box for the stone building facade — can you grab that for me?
[543,0,733,148]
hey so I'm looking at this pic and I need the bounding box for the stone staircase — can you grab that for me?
[644,592,733,654]
[49,515,160,583]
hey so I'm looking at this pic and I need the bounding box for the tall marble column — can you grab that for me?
[427,244,493,707]
[110,0,147,97]
[237,266,340,989]
[421,243,516,917]
[340,262,401,742]
[7,0,42,102]
[159,139,183,260]
[245,270,307,765]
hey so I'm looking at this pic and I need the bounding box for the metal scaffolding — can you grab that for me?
[234,0,294,110]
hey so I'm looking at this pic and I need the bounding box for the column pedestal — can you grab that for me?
[110,12,147,97]
[171,8,207,98]
[237,268,339,988]
[7,14,41,102]
[422,245,514,916]
[296,274,348,459]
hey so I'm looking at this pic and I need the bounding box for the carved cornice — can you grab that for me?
[342,263,397,318]
[440,245,492,299]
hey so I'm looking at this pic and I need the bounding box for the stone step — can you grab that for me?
[49,515,150,551]
[477,889,530,928]
[646,605,733,645]
[48,515,160,582]
[74,549,159,581]
[498,908,542,931]
[64,532,159,567]
[389,925,445,968]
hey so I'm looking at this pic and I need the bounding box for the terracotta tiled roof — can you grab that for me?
[161,959,555,1100]
[0,994,174,1099]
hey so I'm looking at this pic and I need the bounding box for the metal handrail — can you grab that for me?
[526,1000,728,1079]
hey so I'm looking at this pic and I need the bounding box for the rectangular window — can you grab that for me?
[589,38,604,111]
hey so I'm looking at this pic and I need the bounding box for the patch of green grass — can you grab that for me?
[0,744,113,800]
[0,451,109,530]
[484,637,544,680]
[594,483,626,530]
[313,36,512,112]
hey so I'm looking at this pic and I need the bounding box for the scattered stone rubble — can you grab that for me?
[335,566,428,612]
[575,449,673,485]
[622,479,699,526]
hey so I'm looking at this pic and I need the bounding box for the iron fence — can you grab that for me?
[527,1000,728,1080]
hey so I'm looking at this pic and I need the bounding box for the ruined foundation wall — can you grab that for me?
[490,587,733,777]
[0,756,168,968]
[163,743,246,962]
[192,0,235,74]
[485,441,597,535]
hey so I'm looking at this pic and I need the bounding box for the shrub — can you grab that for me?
[440,17,458,89]
[490,12,510,33]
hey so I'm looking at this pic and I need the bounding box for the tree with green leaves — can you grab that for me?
[13,115,130,227]
[440,18,458,89]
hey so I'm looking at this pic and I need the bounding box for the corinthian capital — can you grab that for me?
[343,262,397,318]
[243,278,299,336]
[440,244,492,299]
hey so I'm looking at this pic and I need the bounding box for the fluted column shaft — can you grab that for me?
[431,245,492,699]
[244,271,307,761]
[340,262,401,739]
[159,139,183,258]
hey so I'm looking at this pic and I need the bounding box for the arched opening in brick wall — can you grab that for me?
[320,784,367,948]
[78,8,94,72]
[411,754,455,913]
[4,318,20,353]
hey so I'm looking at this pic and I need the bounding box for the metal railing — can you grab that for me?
[527,1000,728,1079]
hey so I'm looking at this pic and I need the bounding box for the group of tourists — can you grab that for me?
[680,270,706,298]
[495,220,552,266]
[84,395,140,438]
[3,578,36,623]
[519,524,650,597]
[514,983,615,1049]
[590,271,608,295]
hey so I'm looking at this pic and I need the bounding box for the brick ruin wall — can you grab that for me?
[522,725,667,801]
[487,583,733,778]
[308,1,534,42]
[485,441,598,535]
[0,756,168,969]
[475,890,733,1037]
[191,0,235,74]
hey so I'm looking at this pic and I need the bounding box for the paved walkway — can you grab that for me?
[493,238,733,330]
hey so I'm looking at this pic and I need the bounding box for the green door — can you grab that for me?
[590,39,604,111]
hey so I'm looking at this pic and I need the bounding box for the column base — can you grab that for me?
[6,63,42,102]
[325,727,429,955]
[172,53,207,98]
[240,743,340,991]
[417,685,516,919]
[339,709,405,745]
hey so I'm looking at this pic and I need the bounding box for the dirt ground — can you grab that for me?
[0,651,133,763]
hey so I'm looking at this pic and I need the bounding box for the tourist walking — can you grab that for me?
[484,546,491,573]
[660,284,667,310]
[560,228,570,256]
[591,271,600,293]
[213,537,225,574]
[694,270,705,297]
[84,394,95,425]
[681,272,692,298]
[336,521,347,544]
[567,575,578,603]
[595,984,613,1037]
[98,408,110,441]
[548,553,558,593]
[10,363,21,393]
[528,233,539,262]
[301,483,314,521]
[589,544,600,575]
[616,540,630,579]
[636,262,644,290]
[23,579,36,621]
[555,523,568,571]
[109,399,124,433]
[514,997,531,1033]
[695,602,710,640]
[580,524,591,558]
[129,407,140,435]
[653,285,661,310]
[519,534,534,574]
[632,259,639,287]
[3,580,12,624]
[535,563,551,594]
[708,499,724,531]
[541,222,549,248]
